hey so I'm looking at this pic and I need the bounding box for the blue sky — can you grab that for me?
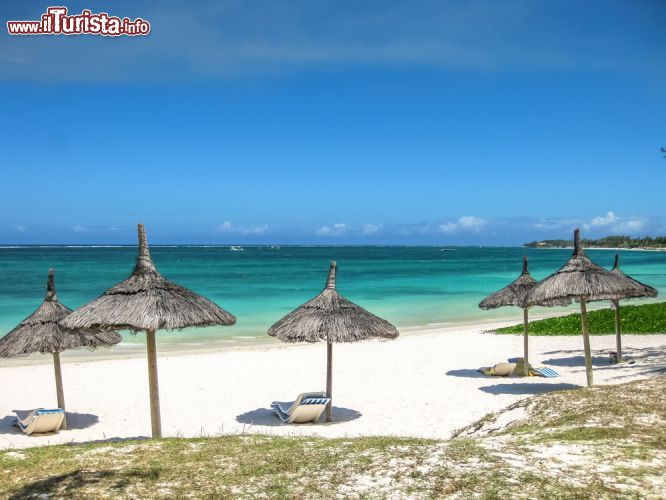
[1,0,665,245]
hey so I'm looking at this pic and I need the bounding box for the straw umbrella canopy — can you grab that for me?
[479,256,537,376]
[61,224,236,438]
[609,254,658,363]
[268,261,399,422]
[528,229,639,386]
[0,269,122,429]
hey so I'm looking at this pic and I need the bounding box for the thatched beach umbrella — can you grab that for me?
[609,254,658,363]
[479,256,537,376]
[61,224,236,438]
[268,261,398,422]
[0,270,121,429]
[528,229,638,387]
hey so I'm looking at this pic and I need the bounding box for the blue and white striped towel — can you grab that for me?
[533,367,559,378]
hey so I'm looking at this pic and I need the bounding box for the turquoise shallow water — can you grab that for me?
[0,246,664,345]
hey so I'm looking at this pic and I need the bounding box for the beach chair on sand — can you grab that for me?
[271,392,330,424]
[13,408,65,435]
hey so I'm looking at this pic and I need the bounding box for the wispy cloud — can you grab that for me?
[315,223,351,237]
[439,215,487,233]
[532,212,649,236]
[215,220,269,235]
[14,225,26,232]
[316,223,387,237]
[359,223,383,235]
[73,224,88,232]
[310,212,657,243]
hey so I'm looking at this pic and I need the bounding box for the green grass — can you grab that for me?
[2,378,665,498]
[495,301,666,336]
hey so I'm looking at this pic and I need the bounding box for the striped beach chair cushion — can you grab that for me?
[302,398,329,405]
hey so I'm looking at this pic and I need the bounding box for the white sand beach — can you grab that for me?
[1,322,665,450]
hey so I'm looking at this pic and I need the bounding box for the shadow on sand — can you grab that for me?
[0,412,99,435]
[6,469,159,499]
[542,355,610,368]
[236,406,362,426]
[445,368,487,378]
[479,382,581,395]
[541,344,666,381]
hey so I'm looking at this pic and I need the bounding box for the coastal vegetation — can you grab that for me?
[495,301,666,335]
[524,235,666,249]
[1,377,664,498]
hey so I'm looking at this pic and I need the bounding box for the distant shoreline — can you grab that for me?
[525,246,666,252]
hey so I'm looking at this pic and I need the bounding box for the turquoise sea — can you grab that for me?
[0,246,664,346]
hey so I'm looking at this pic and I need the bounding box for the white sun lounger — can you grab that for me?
[13,408,65,435]
[271,392,330,424]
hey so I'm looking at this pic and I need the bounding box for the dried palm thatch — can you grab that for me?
[0,270,121,358]
[479,256,536,310]
[268,261,398,421]
[268,262,398,343]
[528,229,639,387]
[609,254,658,363]
[528,232,637,307]
[478,257,536,376]
[61,224,237,438]
[61,227,236,332]
[610,254,658,300]
[0,269,121,428]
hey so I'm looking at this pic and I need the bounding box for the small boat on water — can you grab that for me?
[440,248,455,252]
[230,246,244,252]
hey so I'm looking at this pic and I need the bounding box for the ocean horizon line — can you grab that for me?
[0,243,524,249]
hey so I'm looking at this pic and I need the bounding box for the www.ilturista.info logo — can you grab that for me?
[7,7,151,36]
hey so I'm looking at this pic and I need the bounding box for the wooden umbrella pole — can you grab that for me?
[53,352,67,429]
[326,341,333,422]
[146,330,162,438]
[613,300,622,363]
[580,299,594,387]
[522,308,530,376]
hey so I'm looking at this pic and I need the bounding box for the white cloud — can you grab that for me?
[215,221,269,235]
[438,222,457,233]
[439,215,487,233]
[533,212,647,235]
[73,224,88,232]
[584,212,646,234]
[589,211,618,227]
[316,223,350,236]
[14,225,26,232]
[458,215,487,230]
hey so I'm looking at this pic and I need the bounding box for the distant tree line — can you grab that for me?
[524,235,666,249]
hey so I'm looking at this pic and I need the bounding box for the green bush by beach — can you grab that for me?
[1,377,665,498]
[494,301,666,336]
